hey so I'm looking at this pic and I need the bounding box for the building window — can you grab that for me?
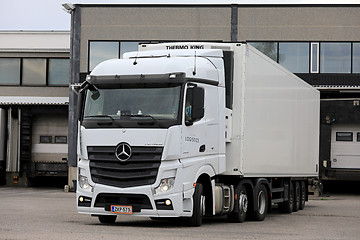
[279,42,309,73]
[49,59,69,85]
[249,42,278,62]
[89,41,119,71]
[320,43,351,73]
[310,43,319,73]
[40,136,52,143]
[120,42,142,58]
[353,43,360,73]
[55,136,67,144]
[0,58,20,85]
[22,58,46,85]
[336,132,353,142]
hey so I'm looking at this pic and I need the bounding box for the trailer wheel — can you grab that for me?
[299,181,306,210]
[253,184,268,221]
[293,181,300,212]
[279,181,294,213]
[98,215,117,224]
[189,183,204,227]
[228,184,248,223]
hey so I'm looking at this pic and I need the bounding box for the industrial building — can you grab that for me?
[1,3,359,188]
[65,2,360,187]
[0,31,70,185]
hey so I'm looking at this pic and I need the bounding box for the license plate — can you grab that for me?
[111,205,133,214]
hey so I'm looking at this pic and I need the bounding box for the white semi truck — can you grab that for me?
[76,42,319,226]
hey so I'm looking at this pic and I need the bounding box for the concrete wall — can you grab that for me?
[77,5,360,73]
[237,6,360,41]
[79,6,232,72]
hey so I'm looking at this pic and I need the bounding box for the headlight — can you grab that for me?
[155,178,175,194]
[79,175,92,191]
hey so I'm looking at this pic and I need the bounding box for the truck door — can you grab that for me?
[330,125,360,169]
[181,83,219,161]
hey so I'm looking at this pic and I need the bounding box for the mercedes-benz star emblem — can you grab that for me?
[115,142,132,161]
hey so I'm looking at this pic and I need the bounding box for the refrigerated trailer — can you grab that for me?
[76,42,319,226]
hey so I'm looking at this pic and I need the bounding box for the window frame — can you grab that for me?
[278,42,310,73]
[336,132,353,142]
[319,42,352,74]
[55,136,68,144]
[310,42,319,74]
[48,58,70,86]
[87,40,154,73]
[353,42,360,74]
[0,57,69,87]
[0,57,21,86]
[40,136,53,144]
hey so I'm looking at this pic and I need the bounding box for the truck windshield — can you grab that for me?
[82,83,182,128]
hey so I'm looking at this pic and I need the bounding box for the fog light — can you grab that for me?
[155,199,174,210]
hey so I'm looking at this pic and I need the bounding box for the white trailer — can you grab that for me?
[76,42,319,226]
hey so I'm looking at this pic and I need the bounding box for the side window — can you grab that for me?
[336,132,353,142]
[357,133,360,142]
[184,86,204,125]
[185,88,193,122]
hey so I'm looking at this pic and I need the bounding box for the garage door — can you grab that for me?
[330,125,360,169]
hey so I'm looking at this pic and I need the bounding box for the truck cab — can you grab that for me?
[77,44,229,225]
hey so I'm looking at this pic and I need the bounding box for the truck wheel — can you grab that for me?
[253,184,268,221]
[299,181,306,210]
[98,215,117,224]
[189,183,204,227]
[228,184,248,223]
[293,181,300,212]
[279,181,294,213]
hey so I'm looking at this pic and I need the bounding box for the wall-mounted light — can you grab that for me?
[62,3,75,14]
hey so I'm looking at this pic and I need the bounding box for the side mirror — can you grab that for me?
[76,88,85,120]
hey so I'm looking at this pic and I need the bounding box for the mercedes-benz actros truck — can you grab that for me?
[75,42,319,226]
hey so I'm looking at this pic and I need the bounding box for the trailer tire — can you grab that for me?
[253,184,268,221]
[228,184,248,223]
[279,181,294,213]
[299,181,306,210]
[293,181,300,212]
[189,183,204,227]
[98,215,117,224]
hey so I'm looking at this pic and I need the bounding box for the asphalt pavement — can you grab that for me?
[0,187,359,240]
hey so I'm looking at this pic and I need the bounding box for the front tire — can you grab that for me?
[189,183,204,227]
[98,215,117,224]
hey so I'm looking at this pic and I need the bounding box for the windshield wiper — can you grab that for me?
[85,115,121,127]
[121,114,161,126]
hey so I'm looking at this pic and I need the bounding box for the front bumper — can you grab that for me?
[76,159,195,218]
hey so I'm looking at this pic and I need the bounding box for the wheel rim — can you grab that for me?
[238,192,248,213]
[258,190,266,215]
[201,195,206,216]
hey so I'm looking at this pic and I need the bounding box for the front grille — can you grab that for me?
[94,193,152,211]
[88,146,162,188]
